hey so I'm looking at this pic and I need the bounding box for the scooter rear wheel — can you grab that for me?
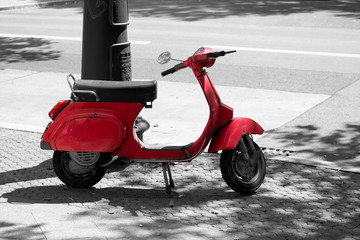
[53,151,107,188]
[220,135,266,194]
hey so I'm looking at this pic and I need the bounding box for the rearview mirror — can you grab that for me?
[157,51,172,65]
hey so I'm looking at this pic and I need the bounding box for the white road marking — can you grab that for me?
[1,33,359,58]
[0,33,151,44]
[206,45,360,59]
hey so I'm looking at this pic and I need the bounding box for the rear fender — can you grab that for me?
[208,117,263,153]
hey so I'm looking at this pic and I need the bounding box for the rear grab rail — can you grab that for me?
[67,74,100,102]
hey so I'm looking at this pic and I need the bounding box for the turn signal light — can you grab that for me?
[48,100,70,120]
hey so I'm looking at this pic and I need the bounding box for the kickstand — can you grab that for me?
[162,163,175,195]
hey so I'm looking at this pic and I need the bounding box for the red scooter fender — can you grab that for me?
[208,117,264,153]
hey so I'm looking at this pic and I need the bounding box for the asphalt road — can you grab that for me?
[1,2,360,95]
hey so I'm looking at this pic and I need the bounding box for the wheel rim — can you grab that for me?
[61,152,99,179]
[231,149,261,182]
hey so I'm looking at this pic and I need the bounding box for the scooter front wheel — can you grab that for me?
[220,135,266,194]
[53,151,107,188]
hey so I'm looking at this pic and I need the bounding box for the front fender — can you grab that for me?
[208,117,263,153]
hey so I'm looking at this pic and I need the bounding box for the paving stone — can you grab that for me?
[1,127,360,239]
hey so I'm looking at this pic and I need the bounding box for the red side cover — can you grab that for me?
[54,117,123,152]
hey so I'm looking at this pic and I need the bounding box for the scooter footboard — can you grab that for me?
[208,117,263,153]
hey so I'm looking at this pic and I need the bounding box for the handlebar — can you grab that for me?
[161,50,236,77]
[161,63,185,77]
[161,67,176,77]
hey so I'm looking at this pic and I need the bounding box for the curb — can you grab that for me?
[0,0,81,11]
[264,152,360,174]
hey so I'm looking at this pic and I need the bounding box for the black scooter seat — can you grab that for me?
[72,79,157,103]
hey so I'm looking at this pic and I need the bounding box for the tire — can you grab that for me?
[53,151,107,188]
[220,135,266,194]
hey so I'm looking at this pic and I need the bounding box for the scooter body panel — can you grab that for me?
[54,117,123,152]
[42,101,143,152]
[208,117,264,153]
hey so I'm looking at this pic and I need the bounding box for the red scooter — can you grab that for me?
[41,47,266,194]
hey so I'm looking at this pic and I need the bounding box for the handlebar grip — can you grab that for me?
[161,67,176,77]
[207,51,225,58]
[207,50,236,58]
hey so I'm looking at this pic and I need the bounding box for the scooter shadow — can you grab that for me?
[1,184,242,213]
[0,159,54,185]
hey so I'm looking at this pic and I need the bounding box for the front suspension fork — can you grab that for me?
[238,134,259,166]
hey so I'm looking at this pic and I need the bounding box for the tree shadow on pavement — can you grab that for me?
[0,221,45,240]
[264,123,360,164]
[0,37,61,64]
[2,158,360,239]
[34,0,360,21]
[128,0,360,21]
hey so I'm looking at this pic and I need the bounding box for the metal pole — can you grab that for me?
[81,0,149,140]
[81,0,131,81]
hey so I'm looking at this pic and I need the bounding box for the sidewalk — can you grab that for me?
[1,127,360,239]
